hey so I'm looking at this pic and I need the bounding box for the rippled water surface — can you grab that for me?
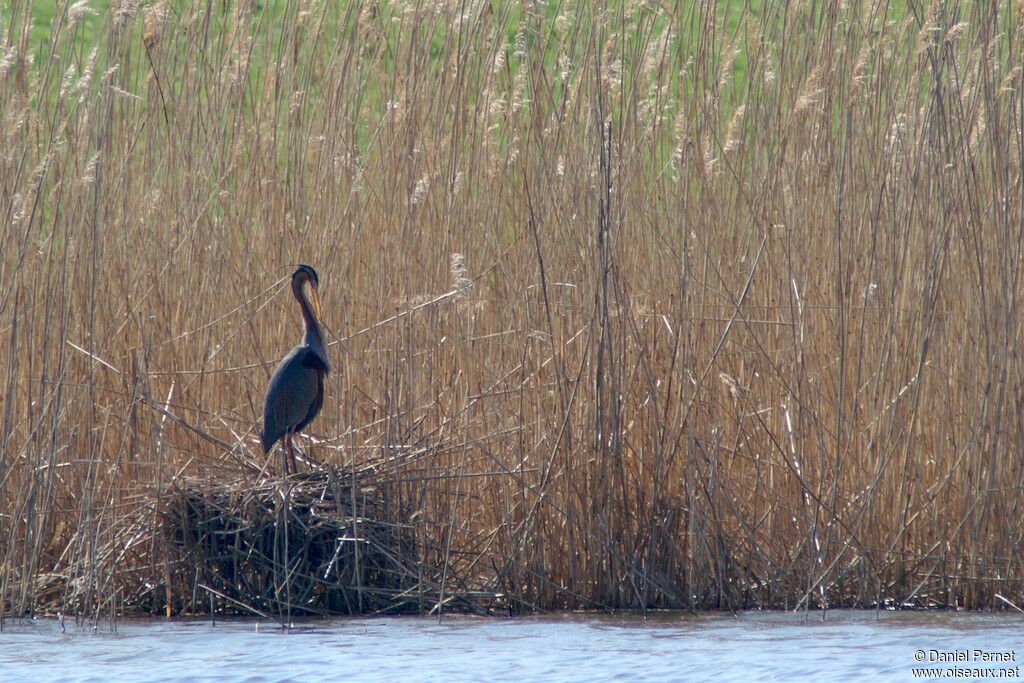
[2,610,1022,682]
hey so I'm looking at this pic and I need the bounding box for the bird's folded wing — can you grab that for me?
[263,347,320,444]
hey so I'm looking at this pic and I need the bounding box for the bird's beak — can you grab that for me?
[309,284,323,320]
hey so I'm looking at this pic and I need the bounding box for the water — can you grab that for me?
[1,610,1021,682]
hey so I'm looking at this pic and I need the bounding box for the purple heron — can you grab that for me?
[260,265,330,474]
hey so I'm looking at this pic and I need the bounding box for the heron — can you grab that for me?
[260,264,331,475]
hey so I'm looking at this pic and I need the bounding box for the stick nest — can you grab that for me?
[162,466,420,617]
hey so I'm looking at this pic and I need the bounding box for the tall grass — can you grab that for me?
[2,0,1023,617]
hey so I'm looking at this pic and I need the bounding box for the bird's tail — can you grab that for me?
[260,429,273,454]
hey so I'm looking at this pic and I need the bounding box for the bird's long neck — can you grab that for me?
[296,286,331,373]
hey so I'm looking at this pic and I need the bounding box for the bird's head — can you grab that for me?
[292,264,322,319]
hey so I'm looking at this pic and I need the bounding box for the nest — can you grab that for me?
[162,466,422,617]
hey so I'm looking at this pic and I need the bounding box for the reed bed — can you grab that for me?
[2,0,1024,620]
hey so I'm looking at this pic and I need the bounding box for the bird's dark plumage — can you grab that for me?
[260,264,330,474]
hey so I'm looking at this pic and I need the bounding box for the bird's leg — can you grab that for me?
[289,431,299,474]
[282,431,293,476]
